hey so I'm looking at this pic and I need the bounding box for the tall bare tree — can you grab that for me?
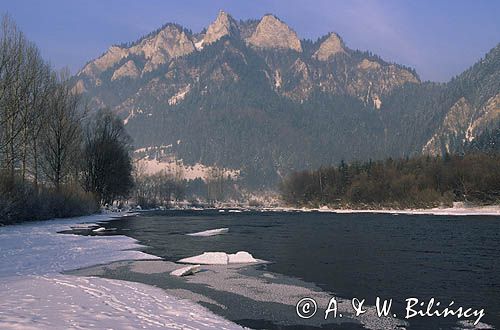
[81,108,133,205]
[39,70,83,191]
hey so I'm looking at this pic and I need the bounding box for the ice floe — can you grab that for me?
[187,227,229,236]
[178,251,260,265]
[170,264,201,277]
[227,251,258,263]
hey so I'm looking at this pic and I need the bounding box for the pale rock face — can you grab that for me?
[373,95,382,110]
[274,70,282,89]
[423,97,473,155]
[358,59,382,70]
[313,33,345,61]
[468,93,500,140]
[132,25,196,73]
[168,84,191,105]
[131,25,195,59]
[203,10,238,45]
[111,60,140,81]
[282,58,313,101]
[80,25,196,78]
[80,46,129,78]
[247,15,302,52]
[423,93,499,154]
[71,79,86,94]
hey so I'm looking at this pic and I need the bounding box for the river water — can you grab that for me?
[74,210,500,329]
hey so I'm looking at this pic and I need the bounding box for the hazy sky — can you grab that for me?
[2,0,499,82]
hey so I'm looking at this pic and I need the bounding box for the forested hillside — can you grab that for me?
[74,11,500,187]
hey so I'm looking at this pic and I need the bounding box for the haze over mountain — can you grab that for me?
[73,11,500,187]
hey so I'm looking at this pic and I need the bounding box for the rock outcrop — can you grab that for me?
[203,10,239,46]
[423,93,500,155]
[247,15,302,52]
[313,33,345,61]
[80,46,129,79]
[131,24,195,73]
[111,60,140,81]
[423,97,473,155]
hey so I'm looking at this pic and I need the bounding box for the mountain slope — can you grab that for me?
[380,44,500,157]
[73,11,499,187]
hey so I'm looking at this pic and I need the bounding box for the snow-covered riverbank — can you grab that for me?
[224,203,500,217]
[0,213,242,329]
[288,204,500,216]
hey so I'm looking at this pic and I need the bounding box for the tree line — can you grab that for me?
[0,15,133,224]
[281,153,500,209]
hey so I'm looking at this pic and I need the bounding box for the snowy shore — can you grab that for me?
[0,213,242,329]
[164,200,500,217]
[217,203,500,217]
[286,203,500,216]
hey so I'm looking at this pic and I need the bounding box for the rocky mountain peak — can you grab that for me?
[131,24,195,73]
[313,32,345,61]
[80,45,129,78]
[203,10,239,46]
[247,14,302,52]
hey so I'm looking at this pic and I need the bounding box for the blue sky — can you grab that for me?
[2,0,499,82]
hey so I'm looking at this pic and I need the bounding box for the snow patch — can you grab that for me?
[0,214,159,277]
[0,275,240,329]
[195,40,204,50]
[136,157,240,181]
[168,84,191,105]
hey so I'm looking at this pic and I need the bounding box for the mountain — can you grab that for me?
[381,44,500,157]
[73,11,499,187]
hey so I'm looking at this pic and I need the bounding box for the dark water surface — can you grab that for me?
[96,210,500,329]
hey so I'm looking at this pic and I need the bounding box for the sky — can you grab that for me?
[1,0,499,82]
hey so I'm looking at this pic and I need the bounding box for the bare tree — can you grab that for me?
[0,14,27,178]
[81,108,133,205]
[39,70,83,191]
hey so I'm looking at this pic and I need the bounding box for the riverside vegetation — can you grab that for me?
[0,15,133,224]
[281,151,500,209]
